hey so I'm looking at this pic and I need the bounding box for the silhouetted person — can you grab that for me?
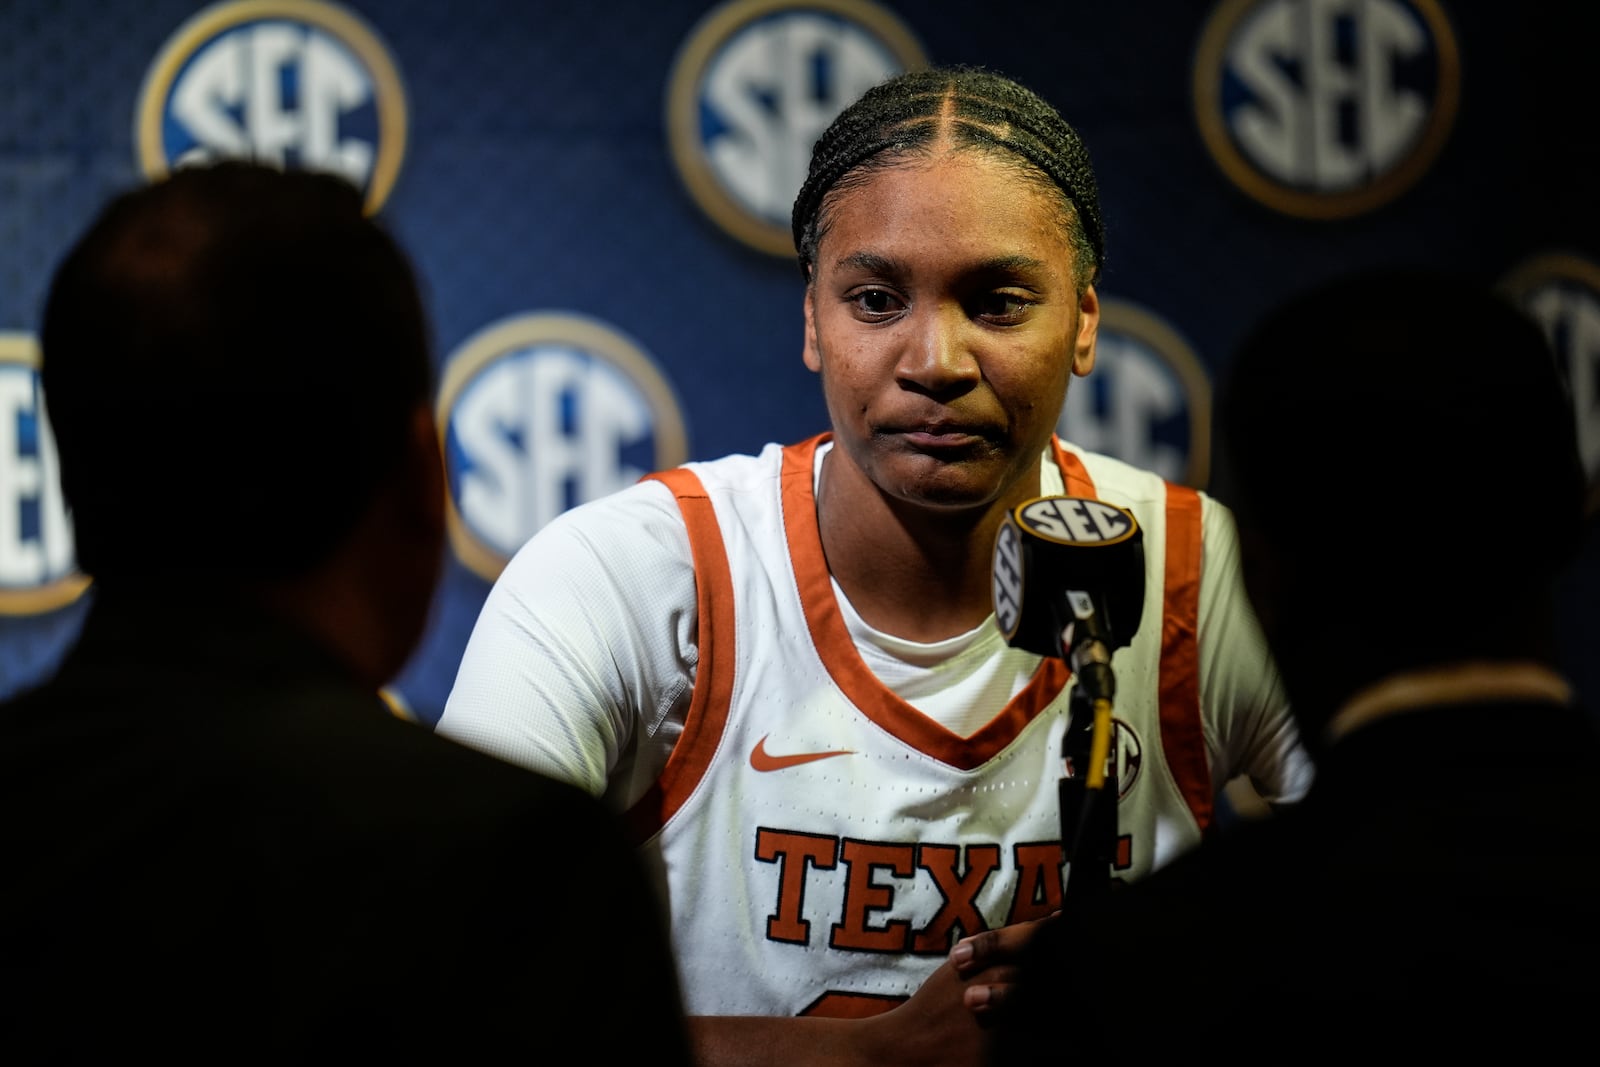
[0,161,692,1062]
[986,269,1600,1060]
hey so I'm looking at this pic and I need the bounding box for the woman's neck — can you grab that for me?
[814,446,1038,642]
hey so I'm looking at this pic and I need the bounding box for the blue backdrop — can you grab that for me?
[1,0,1595,725]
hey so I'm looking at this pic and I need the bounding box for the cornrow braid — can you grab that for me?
[791,65,1103,290]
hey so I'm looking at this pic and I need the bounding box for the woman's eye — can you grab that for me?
[974,292,1031,320]
[850,289,901,316]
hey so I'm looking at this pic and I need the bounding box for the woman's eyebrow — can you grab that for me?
[833,250,900,275]
[831,251,1050,276]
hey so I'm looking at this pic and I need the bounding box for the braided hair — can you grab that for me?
[791,66,1104,291]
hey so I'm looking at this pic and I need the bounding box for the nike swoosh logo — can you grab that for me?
[749,734,855,772]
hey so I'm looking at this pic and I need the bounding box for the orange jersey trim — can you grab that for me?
[1050,436,1098,499]
[1156,483,1211,832]
[781,434,1069,771]
[638,437,1211,830]
[1055,437,1211,830]
[624,468,737,843]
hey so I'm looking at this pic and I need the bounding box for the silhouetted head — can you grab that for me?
[41,161,434,585]
[1216,269,1584,733]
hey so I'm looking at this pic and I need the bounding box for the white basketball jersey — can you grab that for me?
[630,434,1216,1017]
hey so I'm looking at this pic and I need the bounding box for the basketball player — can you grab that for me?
[440,67,1310,1065]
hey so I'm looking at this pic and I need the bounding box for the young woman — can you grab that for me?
[440,66,1310,1066]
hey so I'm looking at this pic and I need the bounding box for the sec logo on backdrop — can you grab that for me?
[1500,253,1600,513]
[0,335,87,616]
[1058,299,1212,488]
[667,0,926,256]
[1194,0,1459,219]
[135,0,407,213]
[438,313,689,582]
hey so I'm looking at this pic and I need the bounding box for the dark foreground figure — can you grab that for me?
[0,162,691,1062]
[990,269,1600,1061]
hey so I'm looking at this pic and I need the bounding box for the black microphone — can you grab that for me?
[991,495,1147,895]
[991,495,1146,688]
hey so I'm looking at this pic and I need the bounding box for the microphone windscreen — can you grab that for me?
[992,496,1146,658]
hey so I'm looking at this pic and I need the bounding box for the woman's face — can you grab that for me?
[803,150,1099,516]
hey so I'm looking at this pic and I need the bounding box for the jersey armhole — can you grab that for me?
[623,469,738,842]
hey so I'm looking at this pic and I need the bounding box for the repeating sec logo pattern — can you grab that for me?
[134,0,407,213]
[438,313,689,582]
[1194,0,1460,219]
[1500,253,1600,513]
[1059,298,1213,488]
[666,0,926,256]
[0,335,87,616]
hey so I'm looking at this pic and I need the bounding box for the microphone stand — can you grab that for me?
[1059,624,1119,899]
[989,497,1144,901]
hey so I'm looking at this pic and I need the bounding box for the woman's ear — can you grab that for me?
[1072,284,1099,378]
